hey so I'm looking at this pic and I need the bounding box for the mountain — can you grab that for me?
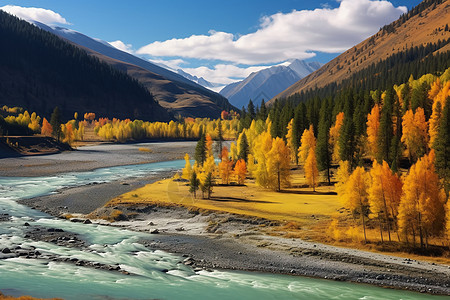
[273,0,450,102]
[220,60,321,109]
[176,69,222,90]
[34,23,234,118]
[0,11,170,121]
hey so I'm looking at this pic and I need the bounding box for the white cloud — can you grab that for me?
[108,40,134,54]
[0,5,69,25]
[137,0,406,65]
[182,64,274,85]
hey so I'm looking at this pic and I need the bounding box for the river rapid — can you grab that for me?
[0,158,446,299]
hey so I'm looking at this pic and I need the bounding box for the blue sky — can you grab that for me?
[2,0,423,88]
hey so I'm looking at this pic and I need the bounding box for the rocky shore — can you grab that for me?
[1,142,450,296]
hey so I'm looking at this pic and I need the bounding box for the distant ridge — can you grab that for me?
[0,11,171,121]
[34,22,235,118]
[220,60,321,109]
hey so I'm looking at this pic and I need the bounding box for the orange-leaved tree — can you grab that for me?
[368,161,402,242]
[219,146,233,184]
[41,118,53,136]
[234,159,247,185]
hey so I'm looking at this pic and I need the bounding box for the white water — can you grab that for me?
[0,159,446,299]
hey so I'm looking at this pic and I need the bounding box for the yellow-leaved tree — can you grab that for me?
[401,108,428,163]
[344,167,370,243]
[267,137,291,192]
[182,153,193,180]
[298,125,316,164]
[397,151,446,248]
[366,104,380,159]
[305,148,319,191]
[254,130,273,188]
[329,112,344,163]
[285,118,296,162]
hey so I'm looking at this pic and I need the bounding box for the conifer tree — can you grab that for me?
[238,132,249,163]
[50,106,62,142]
[292,103,307,165]
[258,99,267,121]
[189,172,200,198]
[316,100,332,184]
[434,97,450,193]
[195,128,207,165]
[378,88,394,164]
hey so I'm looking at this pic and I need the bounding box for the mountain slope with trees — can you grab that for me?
[273,0,450,102]
[0,11,171,121]
[34,22,234,118]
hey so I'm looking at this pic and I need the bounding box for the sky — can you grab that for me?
[1,0,423,90]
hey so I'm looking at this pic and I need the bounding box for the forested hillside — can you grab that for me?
[0,11,171,121]
[274,0,450,103]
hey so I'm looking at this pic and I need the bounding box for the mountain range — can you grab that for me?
[34,22,234,118]
[219,60,321,109]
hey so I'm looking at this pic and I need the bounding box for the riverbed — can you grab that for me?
[0,142,449,299]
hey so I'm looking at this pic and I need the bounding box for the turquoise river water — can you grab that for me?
[0,159,446,299]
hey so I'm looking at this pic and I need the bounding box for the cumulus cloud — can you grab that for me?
[182,64,276,85]
[137,0,406,65]
[0,5,69,25]
[108,40,134,54]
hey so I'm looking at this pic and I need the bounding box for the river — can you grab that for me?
[0,158,446,299]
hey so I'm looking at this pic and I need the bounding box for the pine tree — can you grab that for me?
[434,97,450,193]
[258,99,267,121]
[316,100,332,184]
[50,106,62,142]
[292,103,307,165]
[189,172,200,198]
[329,112,344,163]
[378,88,394,164]
[216,119,224,156]
[248,100,256,120]
[238,132,249,163]
[194,128,207,165]
[202,172,214,199]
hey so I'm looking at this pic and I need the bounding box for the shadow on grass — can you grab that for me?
[278,190,337,196]
[208,196,279,204]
